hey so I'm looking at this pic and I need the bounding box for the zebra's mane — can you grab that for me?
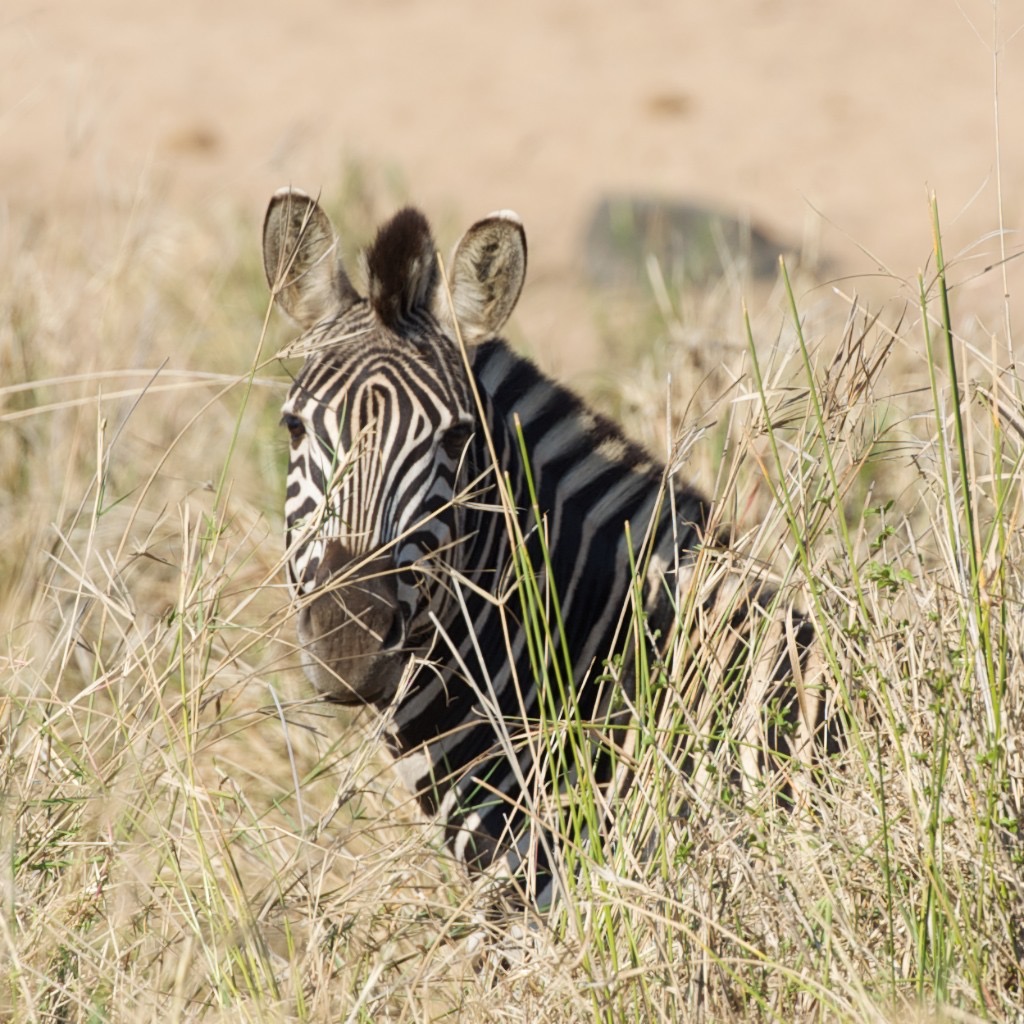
[471,338,658,475]
[365,207,440,331]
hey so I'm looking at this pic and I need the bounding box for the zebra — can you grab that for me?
[262,187,836,908]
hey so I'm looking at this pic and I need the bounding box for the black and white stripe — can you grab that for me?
[263,189,836,907]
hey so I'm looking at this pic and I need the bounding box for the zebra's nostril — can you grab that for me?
[317,539,348,582]
[312,559,330,588]
[381,615,405,651]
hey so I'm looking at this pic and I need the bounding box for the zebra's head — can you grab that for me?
[263,189,527,705]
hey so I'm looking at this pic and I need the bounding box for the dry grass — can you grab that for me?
[2,179,1023,1024]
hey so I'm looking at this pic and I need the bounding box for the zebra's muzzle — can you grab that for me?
[296,541,408,705]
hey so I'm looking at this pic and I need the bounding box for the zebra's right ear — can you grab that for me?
[263,188,359,329]
[437,211,527,345]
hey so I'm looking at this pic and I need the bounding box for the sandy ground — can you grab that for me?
[3,0,1024,375]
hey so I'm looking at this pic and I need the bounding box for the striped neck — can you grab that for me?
[382,340,705,887]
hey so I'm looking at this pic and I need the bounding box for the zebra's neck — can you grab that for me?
[468,337,671,529]
[382,338,703,881]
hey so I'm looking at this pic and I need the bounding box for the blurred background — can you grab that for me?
[4,0,1023,377]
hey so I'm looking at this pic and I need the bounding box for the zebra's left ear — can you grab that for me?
[436,211,527,345]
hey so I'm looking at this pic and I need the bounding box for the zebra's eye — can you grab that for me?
[281,413,306,444]
[441,422,473,461]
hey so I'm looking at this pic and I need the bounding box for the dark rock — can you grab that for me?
[583,194,794,290]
